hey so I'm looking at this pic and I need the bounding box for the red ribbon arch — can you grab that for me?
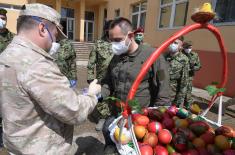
[125,23,228,115]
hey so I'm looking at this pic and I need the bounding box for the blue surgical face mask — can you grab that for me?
[111,35,131,55]
[169,43,179,53]
[0,18,6,29]
[31,16,60,55]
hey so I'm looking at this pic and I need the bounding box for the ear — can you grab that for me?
[38,23,47,37]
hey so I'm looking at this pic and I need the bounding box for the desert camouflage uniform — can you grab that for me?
[0,36,97,154]
[54,39,77,81]
[0,29,14,54]
[87,39,113,118]
[165,52,190,106]
[183,51,201,108]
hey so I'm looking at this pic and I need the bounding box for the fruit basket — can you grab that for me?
[109,106,235,155]
[108,21,233,154]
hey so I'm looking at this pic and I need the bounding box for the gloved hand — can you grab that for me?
[70,80,77,88]
[88,79,101,96]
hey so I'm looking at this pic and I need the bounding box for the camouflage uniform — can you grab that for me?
[0,29,14,54]
[54,39,77,81]
[183,51,201,107]
[87,39,113,118]
[0,4,98,154]
[165,52,190,106]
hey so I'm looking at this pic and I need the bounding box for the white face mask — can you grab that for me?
[168,43,179,53]
[111,35,131,55]
[0,18,6,29]
[49,42,60,55]
[184,48,192,53]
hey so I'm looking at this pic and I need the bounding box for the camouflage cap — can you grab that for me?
[0,8,7,16]
[19,3,67,40]
[183,41,193,48]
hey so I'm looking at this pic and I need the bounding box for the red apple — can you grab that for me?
[134,115,150,127]
[162,118,175,130]
[197,148,210,155]
[148,122,163,133]
[181,149,199,155]
[143,133,158,147]
[148,109,163,121]
[200,132,215,144]
[155,145,168,155]
[158,129,172,144]
[223,149,235,155]
[139,144,154,155]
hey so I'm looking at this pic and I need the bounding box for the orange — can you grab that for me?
[134,125,147,140]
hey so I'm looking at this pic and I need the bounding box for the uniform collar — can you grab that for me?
[12,35,54,60]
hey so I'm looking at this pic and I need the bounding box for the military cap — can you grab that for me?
[0,8,7,16]
[19,3,66,40]
[183,41,193,48]
[134,27,144,34]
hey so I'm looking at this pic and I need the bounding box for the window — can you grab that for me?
[84,11,95,42]
[213,0,235,25]
[61,7,74,18]
[158,0,188,29]
[61,8,75,40]
[132,1,147,29]
[115,9,120,18]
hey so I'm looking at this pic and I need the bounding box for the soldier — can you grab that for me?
[0,4,101,154]
[87,20,113,131]
[53,39,77,88]
[182,41,201,109]
[0,8,14,54]
[101,17,171,154]
[165,36,190,107]
[134,27,150,46]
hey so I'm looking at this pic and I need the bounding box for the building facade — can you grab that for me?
[1,0,234,96]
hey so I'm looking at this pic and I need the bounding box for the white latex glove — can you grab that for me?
[87,79,101,96]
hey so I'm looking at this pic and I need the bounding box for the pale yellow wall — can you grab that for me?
[5,10,19,33]
[0,0,28,5]
[107,0,235,53]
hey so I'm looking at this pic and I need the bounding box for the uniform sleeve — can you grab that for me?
[101,58,114,99]
[20,59,97,125]
[153,55,171,106]
[193,52,201,71]
[174,60,189,105]
[87,44,97,81]
[69,43,77,80]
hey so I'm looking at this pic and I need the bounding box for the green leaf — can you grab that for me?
[205,85,226,96]
[211,81,219,85]
[205,85,218,96]
[128,99,142,113]
[218,88,226,93]
[104,96,121,102]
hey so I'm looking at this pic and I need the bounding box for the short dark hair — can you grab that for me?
[178,36,184,42]
[17,16,55,33]
[110,17,133,35]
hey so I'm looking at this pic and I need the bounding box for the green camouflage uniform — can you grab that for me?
[183,51,201,107]
[87,39,113,118]
[165,52,190,106]
[54,39,77,81]
[0,29,14,54]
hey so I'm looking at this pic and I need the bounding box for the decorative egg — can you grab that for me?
[148,122,163,133]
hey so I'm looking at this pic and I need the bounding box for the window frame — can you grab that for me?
[131,1,147,29]
[115,9,120,18]
[212,0,235,26]
[157,0,188,30]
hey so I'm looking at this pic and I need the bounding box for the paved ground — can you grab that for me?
[0,65,234,155]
